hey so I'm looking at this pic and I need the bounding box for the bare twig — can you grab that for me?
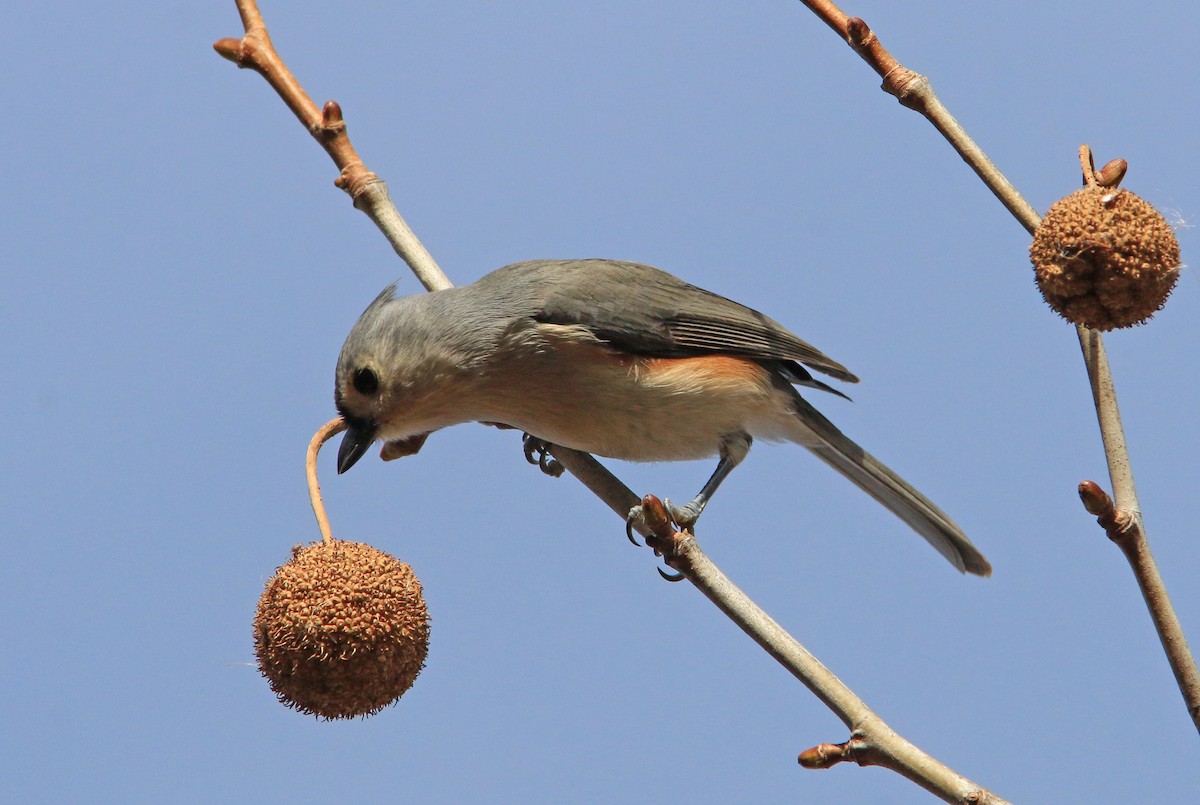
[804,9,1040,230]
[1077,470,1200,732]
[214,9,450,293]
[794,2,1197,736]
[216,2,1001,799]
[545,446,652,539]
[637,496,1009,804]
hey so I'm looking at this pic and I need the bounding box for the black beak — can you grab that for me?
[337,418,378,473]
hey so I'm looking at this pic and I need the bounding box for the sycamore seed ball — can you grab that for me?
[254,540,430,719]
[1030,187,1180,330]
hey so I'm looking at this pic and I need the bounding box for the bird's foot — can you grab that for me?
[626,496,700,543]
[522,434,564,477]
[626,495,687,582]
[663,498,701,533]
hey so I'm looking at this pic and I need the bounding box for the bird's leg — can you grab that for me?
[521,433,564,478]
[628,432,752,533]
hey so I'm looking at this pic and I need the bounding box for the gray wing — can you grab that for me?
[488,259,859,384]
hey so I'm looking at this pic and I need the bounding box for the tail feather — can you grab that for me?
[791,395,992,576]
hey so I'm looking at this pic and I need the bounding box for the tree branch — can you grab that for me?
[794,2,1198,736]
[214,11,449,293]
[637,496,1008,804]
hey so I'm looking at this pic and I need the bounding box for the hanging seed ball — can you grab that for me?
[254,540,430,719]
[1030,187,1180,330]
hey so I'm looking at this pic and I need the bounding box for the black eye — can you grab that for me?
[352,367,379,396]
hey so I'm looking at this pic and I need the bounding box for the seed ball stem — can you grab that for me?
[1079,144,1128,190]
[306,417,347,544]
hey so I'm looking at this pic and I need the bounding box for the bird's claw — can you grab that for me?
[657,566,686,583]
[522,434,564,477]
[663,498,700,533]
[625,505,645,546]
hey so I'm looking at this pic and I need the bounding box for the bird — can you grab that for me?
[333,258,991,576]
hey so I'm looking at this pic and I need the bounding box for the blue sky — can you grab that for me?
[4,2,1198,802]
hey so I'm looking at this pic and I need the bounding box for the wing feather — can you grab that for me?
[507,259,858,383]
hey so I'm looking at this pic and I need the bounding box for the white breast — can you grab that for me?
[468,323,813,462]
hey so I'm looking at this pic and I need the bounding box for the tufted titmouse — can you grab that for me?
[334,259,991,576]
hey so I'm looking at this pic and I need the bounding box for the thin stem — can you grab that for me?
[632,503,1009,804]
[1118,531,1200,731]
[829,14,1041,234]
[306,417,346,544]
[1078,329,1140,517]
[544,446,648,536]
[678,534,871,726]
[214,2,451,293]
[795,0,850,34]
[909,87,1041,233]
[1074,213,1199,735]
[1080,146,1100,189]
